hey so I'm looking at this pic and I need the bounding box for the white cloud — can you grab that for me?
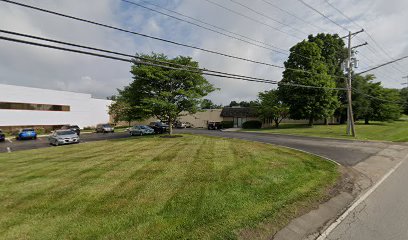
[0,0,407,104]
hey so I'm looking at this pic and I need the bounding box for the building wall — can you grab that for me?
[0,84,112,129]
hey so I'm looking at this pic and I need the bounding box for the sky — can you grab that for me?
[0,0,407,105]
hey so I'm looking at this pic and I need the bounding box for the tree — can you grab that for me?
[200,99,222,109]
[352,74,402,124]
[278,40,339,126]
[108,97,140,126]
[228,101,239,107]
[127,53,216,134]
[257,90,289,128]
[400,88,408,115]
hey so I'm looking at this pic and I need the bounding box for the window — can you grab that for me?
[0,102,70,112]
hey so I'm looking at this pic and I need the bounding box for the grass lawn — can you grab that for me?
[244,119,408,142]
[0,135,339,239]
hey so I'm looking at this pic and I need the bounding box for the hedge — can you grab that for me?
[221,121,234,128]
[242,120,262,129]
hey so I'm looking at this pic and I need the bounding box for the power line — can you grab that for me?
[0,0,350,80]
[203,0,302,39]
[296,0,349,33]
[0,34,346,91]
[324,0,405,74]
[228,0,307,35]
[0,0,285,69]
[260,0,326,32]
[121,0,290,56]
[356,55,408,75]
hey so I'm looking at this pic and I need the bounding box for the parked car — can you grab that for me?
[61,125,81,136]
[95,124,114,133]
[48,130,80,146]
[16,128,37,140]
[149,122,169,134]
[208,122,222,130]
[0,130,5,142]
[129,125,154,136]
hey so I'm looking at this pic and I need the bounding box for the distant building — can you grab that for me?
[220,106,259,128]
[0,84,112,130]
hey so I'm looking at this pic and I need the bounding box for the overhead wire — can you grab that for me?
[0,0,350,80]
[0,33,346,91]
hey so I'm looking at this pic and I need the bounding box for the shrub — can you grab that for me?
[221,121,234,128]
[242,120,262,129]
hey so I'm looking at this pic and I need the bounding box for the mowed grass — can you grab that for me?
[245,119,408,142]
[0,135,339,240]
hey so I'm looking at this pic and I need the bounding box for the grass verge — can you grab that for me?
[244,119,408,142]
[0,135,339,239]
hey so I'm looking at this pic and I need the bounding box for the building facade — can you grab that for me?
[0,84,112,129]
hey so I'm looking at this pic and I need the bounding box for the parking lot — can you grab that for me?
[0,132,131,153]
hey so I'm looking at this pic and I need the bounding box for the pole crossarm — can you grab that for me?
[352,42,368,50]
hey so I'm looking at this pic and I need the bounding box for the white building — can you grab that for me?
[0,84,112,129]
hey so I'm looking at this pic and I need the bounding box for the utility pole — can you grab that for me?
[344,29,365,137]
[402,76,408,87]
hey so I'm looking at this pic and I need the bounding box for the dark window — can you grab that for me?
[0,102,70,112]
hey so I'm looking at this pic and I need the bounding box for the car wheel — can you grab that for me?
[55,141,59,146]
[140,132,143,136]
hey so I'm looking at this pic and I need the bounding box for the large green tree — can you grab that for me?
[278,40,339,126]
[200,99,222,109]
[400,87,408,115]
[308,33,349,122]
[352,74,402,124]
[257,90,289,128]
[126,53,216,134]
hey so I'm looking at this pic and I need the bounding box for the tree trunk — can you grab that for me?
[324,118,328,125]
[274,119,280,128]
[168,118,173,135]
[308,116,314,127]
[364,118,369,125]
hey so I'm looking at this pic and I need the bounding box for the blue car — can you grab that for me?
[16,128,37,140]
[0,130,5,142]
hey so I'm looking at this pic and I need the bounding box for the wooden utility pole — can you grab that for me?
[345,29,365,137]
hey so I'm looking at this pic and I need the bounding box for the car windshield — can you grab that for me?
[22,129,34,132]
[102,124,111,127]
[71,125,79,128]
[56,130,75,135]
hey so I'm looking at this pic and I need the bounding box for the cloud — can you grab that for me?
[0,0,407,104]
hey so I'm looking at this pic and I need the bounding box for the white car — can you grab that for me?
[48,130,80,146]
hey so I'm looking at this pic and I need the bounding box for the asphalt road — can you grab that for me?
[176,129,393,166]
[0,132,131,153]
[325,155,408,240]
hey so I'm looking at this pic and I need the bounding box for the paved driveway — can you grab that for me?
[175,129,394,166]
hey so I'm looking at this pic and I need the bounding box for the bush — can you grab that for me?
[242,120,262,129]
[221,121,234,128]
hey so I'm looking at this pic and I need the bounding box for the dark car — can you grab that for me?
[208,122,222,130]
[95,123,114,133]
[149,122,169,134]
[0,130,5,142]
[61,125,81,136]
[16,128,37,140]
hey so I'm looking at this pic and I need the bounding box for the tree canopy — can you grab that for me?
[278,40,339,125]
[119,53,216,134]
[257,90,289,128]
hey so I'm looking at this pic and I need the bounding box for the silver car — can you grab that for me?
[129,125,154,136]
[48,130,80,146]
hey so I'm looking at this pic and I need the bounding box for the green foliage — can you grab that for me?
[257,90,289,128]
[352,74,402,124]
[400,88,408,114]
[242,120,262,129]
[228,100,258,107]
[200,99,222,109]
[108,96,144,125]
[221,121,234,128]
[122,53,216,134]
[278,40,338,125]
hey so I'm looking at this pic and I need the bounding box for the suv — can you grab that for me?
[149,122,169,134]
[0,130,5,142]
[96,124,114,133]
[61,125,81,136]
